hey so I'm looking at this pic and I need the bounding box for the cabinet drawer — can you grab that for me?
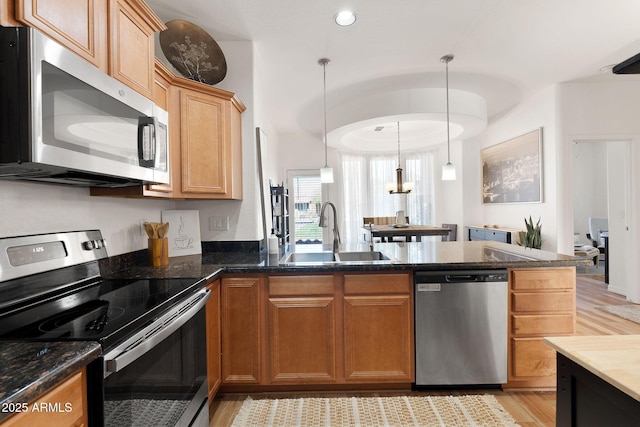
[344,274,410,295]
[511,338,556,378]
[511,268,575,291]
[269,275,334,296]
[512,314,574,335]
[512,292,575,312]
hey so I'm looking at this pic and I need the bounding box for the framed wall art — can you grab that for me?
[161,209,202,257]
[482,128,543,204]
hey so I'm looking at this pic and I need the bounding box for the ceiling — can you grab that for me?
[146,0,640,152]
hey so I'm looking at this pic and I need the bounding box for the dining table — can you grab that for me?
[363,224,452,242]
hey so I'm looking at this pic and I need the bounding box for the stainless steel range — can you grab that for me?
[0,230,210,427]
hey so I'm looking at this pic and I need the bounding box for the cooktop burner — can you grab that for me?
[0,277,204,350]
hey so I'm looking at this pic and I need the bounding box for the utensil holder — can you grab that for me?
[148,238,169,266]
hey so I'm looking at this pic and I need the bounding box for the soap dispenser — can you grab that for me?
[268,229,279,254]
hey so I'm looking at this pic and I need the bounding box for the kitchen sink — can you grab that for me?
[281,252,337,263]
[335,251,390,262]
[280,251,394,265]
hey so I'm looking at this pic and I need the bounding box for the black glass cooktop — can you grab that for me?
[0,276,204,350]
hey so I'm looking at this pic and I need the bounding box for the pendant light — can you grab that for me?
[441,54,456,181]
[318,58,333,183]
[386,121,414,194]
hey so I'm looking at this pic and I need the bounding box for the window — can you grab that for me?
[289,172,323,244]
[341,150,436,242]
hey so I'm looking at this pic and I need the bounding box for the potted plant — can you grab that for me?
[518,216,542,249]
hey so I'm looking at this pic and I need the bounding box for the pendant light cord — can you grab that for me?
[445,57,451,163]
[446,60,450,163]
[320,58,330,168]
[440,55,454,164]
[397,121,401,168]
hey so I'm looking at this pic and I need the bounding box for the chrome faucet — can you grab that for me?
[319,201,341,253]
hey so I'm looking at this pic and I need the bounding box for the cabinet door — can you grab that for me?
[343,294,413,382]
[268,296,336,383]
[15,0,108,70]
[267,275,336,383]
[221,276,262,384]
[180,89,229,195]
[108,0,162,98]
[205,279,221,401]
[343,273,413,383]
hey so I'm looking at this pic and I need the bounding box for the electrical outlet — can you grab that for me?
[209,216,229,231]
[139,219,149,236]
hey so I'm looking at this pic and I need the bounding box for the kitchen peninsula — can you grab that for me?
[0,239,587,424]
[112,239,586,393]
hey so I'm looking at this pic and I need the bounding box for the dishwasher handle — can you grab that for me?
[445,274,482,282]
[415,270,508,284]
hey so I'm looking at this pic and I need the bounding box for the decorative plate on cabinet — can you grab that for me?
[159,19,227,85]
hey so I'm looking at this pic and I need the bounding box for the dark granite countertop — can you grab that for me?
[1,240,586,416]
[107,240,589,280]
[0,341,101,422]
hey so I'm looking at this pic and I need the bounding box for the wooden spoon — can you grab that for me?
[143,222,155,239]
[157,222,169,238]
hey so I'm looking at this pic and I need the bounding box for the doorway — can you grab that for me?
[572,139,632,298]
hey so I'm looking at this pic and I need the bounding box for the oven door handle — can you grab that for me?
[103,288,210,377]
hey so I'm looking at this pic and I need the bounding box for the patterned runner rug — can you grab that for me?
[595,304,640,324]
[231,394,520,426]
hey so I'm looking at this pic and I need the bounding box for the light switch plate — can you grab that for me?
[209,216,229,231]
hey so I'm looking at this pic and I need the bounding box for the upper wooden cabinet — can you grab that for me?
[175,80,244,199]
[14,0,108,70]
[108,0,164,98]
[11,0,165,97]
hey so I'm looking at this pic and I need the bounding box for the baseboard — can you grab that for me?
[607,284,627,296]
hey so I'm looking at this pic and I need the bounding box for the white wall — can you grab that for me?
[0,180,177,255]
[460,86,559,252]
[557,78,640,301]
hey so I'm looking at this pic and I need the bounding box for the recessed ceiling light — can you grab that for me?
[335,10,357,26]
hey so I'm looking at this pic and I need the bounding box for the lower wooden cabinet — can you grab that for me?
[221,276,263,385]
[506,267,576,389]
[343,273,413,382]
[1,368,88,427]
[268,275,336,383]
[205,278,221,401]
[220,272,413,390]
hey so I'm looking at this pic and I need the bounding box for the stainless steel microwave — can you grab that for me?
[0,26,169,187]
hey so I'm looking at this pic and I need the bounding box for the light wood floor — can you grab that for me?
[209,273,640,426]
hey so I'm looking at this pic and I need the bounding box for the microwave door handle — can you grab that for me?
[138,116,156,168]
[103,289,210,377]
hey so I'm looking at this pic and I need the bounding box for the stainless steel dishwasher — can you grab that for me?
[414,270,508,386]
